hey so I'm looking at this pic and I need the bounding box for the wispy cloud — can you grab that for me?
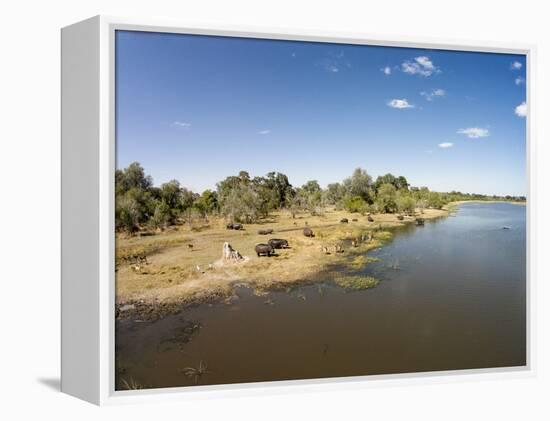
[515,76,525,86]
[438,142,454,148]
[401,56,439,77]
[319,51,351,73]
[421,88,446,101]
[510,61,523,70]
[387,98,414,109]
[515,102,527,118]
[258,129,271,135]
[381,66,391,75]
[173,121,191,128]
[457,127,490,138]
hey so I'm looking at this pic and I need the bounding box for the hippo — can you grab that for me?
[268,238,289,249]
[258,228,274,235]
[255,243,274,257]
[397,214,404,221]
[340,218,349,223]
[226,223,243,230]
[415,218,425,226]
[352,218,358,222]
[303,227,315,237]
[367,215,374,222]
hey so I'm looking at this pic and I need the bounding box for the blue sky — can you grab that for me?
[115,30,527,196]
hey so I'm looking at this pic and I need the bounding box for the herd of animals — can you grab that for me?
[126,214,426,274]
[226,215,402,258]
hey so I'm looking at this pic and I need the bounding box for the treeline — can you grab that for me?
[115,162,526,233]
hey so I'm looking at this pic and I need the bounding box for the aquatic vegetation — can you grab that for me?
[350,255,380,269]
[373,230,393,242]
[120,377,145,390]
[181,360,210,385]
[334,275,380,290]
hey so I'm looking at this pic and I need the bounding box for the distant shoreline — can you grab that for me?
[449,200,526,206]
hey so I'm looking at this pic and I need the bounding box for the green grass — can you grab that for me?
[333,275,380,290]
[349,255,380,269]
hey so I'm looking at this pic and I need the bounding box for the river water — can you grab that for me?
[116,202,526,389]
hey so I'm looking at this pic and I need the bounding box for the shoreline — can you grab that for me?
[117,200,523,320]
[448,200,526,206]
[115,206,450,320]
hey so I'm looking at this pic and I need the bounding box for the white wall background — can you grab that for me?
[0,0,547,418]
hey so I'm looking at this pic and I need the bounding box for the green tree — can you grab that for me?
[301,181,323,215]
[343,168,373,203]
[325,182,346,205]
[343,195,368,214]
[288,189,308,218]
[115,162,153,195]
[160,180,182,210]
[265,171,294,208]
[115,194,141,233]
[376,183,398,213]
[374,173,409,192]
[396,192,416,215]
[149,201,172,230]
[428,191,444,209]
[193,190,218,217]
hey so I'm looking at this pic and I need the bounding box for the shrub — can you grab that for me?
[343,195,368,213]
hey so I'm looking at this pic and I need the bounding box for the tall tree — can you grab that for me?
[343,168,373,203]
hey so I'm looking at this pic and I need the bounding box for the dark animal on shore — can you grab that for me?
[367,215,374,222]
[340,218,348,223]
[226,223,243,230]
[303,227,314,237]
[415,218,425,226]
[258,228,274,235]
[397,215,404,221]
[255,243,274,257]
[187,244,194,250]
[352,218,358,222]
[268,238,289,249]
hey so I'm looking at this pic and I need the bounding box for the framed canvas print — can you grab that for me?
[61,16,534,405]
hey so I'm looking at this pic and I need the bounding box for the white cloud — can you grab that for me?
[381,66,391,75]
[173,121,191,128]
[421,88,446,101]
[438,142,454,148]
[319,51,351,73]
[387,99,414,109]
[457,127,490,138]
[258,129,271,135]
[515,102,527,118]
[511,61,523,70]
[515,76,525,85]
[401,56,439,76]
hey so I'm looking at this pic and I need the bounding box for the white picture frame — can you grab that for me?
[61,15,536,406]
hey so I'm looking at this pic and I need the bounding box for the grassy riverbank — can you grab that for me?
[115,206,448,317]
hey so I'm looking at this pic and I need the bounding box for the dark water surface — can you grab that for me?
[116,203,526,389]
